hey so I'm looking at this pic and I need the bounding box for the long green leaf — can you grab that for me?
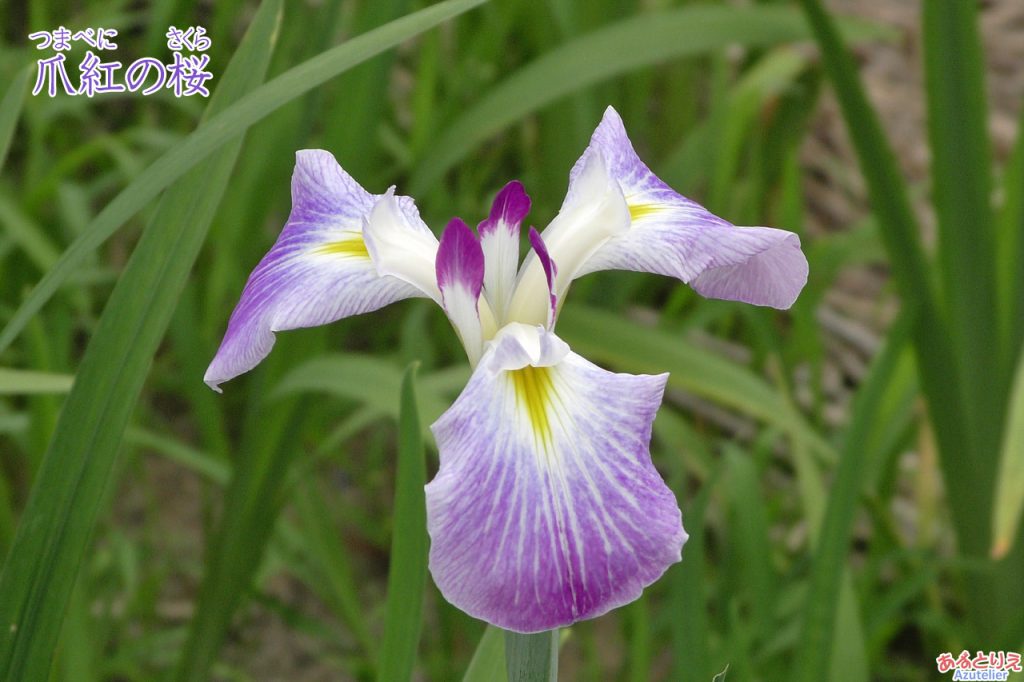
[174,393,310,682]
[791,0,957,429]
[992,347,1024,559]
[724,448,775,631]
[272,353,456,429]
[0,368,73,395]
[921,0,999,446]
[998,100,1024,382]
[0,65,31,174]
[0,2,284,679]
[125,426,230,485]
[669,466,716,682]
[706,48,810,214]
[0,0,490,356]
[410,5,830,195]
[557,306,835,460]
[463,626,507,682]
[292,478,375,658]
[323,0,413,180]
[794,0,1006,636]
[922,0,1003,518]
[378,364,429,681]
[774,341,870,682]
[793,316,911,681]
[992,104,1024,602]
[0,188,61,272]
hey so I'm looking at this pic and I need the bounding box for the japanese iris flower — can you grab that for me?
[205,106,808,633]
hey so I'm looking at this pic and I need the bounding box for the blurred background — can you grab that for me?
[1,0,1023,680]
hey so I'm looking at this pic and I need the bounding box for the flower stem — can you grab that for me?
[503,629,559,681]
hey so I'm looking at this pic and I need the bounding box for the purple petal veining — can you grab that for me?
[204,150,426,390]
[426,324,687,633]
[568,106,808,309]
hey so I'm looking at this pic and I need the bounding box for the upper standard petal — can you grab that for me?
[506,152,630,327]
[436,218,487,365]
[527,227,558,329]
[479,181,531,322]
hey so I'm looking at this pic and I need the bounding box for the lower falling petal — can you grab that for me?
[425,324,687,633]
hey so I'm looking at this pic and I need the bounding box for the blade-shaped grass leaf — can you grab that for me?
[0,0,490,356]
[0,64,31,174]
[922,1,1003,473]
[793,316,911,682]
[0,2,284,679]
[557,306,835,462]
[0,369,73,395]
[463,625,507,682]
[998,102,1024,376]
[410,5,887,195]
[378,364,429,681]
[791,0,1021,658]
[992,347,1024,559]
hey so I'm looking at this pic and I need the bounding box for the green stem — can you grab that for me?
[504,629,558,682]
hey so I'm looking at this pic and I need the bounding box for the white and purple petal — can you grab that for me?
[204,150,432,391]
[436,218,488,365]
[569,106,808,309]
[478,181,531,321]
[362,189,442,302]
[507,152,630,327]
[426,323,686,633]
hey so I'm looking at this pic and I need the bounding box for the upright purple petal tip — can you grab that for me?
[436,218,485,299]
[479,181,531,236]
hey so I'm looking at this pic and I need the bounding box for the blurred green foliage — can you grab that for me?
[0,0,1021,680]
